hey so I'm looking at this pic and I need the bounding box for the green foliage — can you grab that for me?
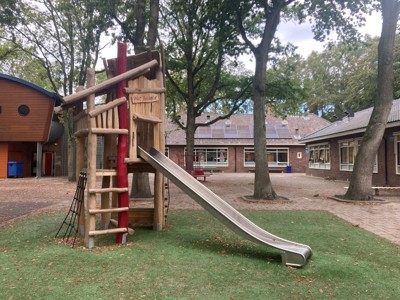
[298,0,379,43]
[1,210,400,299]
[0,41,53,90]
[93,0,159,53]
[266,54,308,117]
[0,0,18,26]
[161,0,252,169]
[0,0,112,95]
[301,36,380,121]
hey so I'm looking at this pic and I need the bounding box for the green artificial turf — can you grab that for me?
[0,210,399,299]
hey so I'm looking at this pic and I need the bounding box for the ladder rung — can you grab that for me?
[89,228,128,236]
[96,169,117,177]
[89,187,129,194]
[89,207,129,214]
[91,128,128,135]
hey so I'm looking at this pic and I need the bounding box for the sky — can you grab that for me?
[276,11,382,58]
[99,10,383,69]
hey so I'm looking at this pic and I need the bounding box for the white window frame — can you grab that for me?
[308,143,331,170]
[394,133,400,175]
[339,138,378,173]
[244,147,289,167]
[184,147,228,168]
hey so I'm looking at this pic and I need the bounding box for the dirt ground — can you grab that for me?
[1,173,400,244]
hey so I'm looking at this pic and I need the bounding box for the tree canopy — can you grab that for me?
[161,0,252,169]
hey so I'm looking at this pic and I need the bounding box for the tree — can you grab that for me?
[95,0,159,53]
[0,42,53,89]
[161,0,252,170]
[0,0,18,26]
[265,52,308,117]
[0,0,112,180]
[344,0,400,200]
[302,37,379,121]
[228,0,375,200]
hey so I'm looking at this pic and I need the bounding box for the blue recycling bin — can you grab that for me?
[286,165,292,173]
[8,161,23,177]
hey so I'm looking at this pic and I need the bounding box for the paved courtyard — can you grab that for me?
[1,173,399,245]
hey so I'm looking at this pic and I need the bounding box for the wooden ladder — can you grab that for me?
[83,95,131,248]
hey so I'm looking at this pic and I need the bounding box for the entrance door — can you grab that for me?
[42,152,54,176]
[0,143,8,178]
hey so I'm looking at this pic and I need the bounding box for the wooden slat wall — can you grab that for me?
[128,76,161,159]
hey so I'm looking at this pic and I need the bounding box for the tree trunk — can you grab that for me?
[250,7,282,200]
[134,0,147,53]
[129,0,160,198]
[130,173,153,198]
[148,0,159,49]
[253,51,277,200]
[344,0,400,200]
[185,105,196,170]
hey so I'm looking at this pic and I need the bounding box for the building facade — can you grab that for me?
[0,74,63,178]
[301,99,400,186]
[165,113,330,173]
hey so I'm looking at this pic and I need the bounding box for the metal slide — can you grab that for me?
[138,147,312,267]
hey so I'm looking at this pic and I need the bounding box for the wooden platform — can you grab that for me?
[112,207,154,227]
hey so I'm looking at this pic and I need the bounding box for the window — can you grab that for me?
[339,139,377,172]
[185,147,228,167]
[244,148,289,167]
[395,135,400,174]
[308,144,330,169]
[18,104,30,116]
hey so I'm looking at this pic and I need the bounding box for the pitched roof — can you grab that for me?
[301,99,400,143]
[0,73,62,105]
[165,113,330,146]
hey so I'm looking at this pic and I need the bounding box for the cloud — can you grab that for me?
[276,11,382,58]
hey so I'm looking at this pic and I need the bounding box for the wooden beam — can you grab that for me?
[132,112,162,123]
[88,97,127,118]
[61,59,158,106]
[90,128,129,135]
[89,228,127,236]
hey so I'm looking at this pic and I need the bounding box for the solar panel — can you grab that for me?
[275,126,292,138]
[194,124,292,139]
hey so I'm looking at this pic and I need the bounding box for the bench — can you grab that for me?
[345,186,400,196]
[372,186,400,196]
[187,169,211,181]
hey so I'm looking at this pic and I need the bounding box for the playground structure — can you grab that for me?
[56,45,167,248]
[56,44,312,266]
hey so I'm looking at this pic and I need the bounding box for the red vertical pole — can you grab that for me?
[116,42,129,244]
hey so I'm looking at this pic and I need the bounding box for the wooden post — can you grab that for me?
[154,53,166,230]
[85,68,97,248]
[116,42,129,244]
[76,136,86,235]
[154,171,164,231]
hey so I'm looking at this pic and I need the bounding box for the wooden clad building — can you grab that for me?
[0,74,62,178]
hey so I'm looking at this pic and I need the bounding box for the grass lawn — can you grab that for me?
[1,210,399,299]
